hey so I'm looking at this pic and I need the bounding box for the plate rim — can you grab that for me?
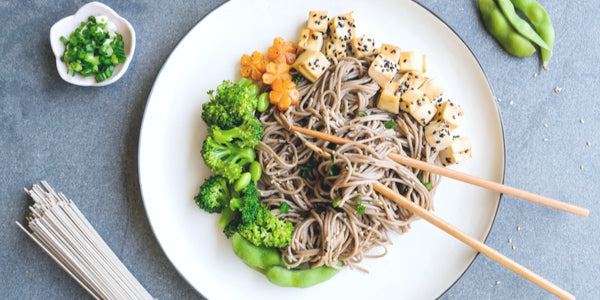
[137,1,506,298]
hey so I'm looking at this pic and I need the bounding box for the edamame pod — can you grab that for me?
[510,0,554,68]
[265,265,340,288]
[257,92,269,112]
[478,0,536,57]
[249,161,262,182]
[497,0,549,50]
[232,233,284,273]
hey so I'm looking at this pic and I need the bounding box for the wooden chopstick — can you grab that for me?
[300,139,574,299]
[291,125,589,217]
[373,182,575,300]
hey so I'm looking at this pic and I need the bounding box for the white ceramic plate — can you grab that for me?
[138,0,505,299]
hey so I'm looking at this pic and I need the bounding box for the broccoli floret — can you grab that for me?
[194,175,229,213]
[201,80,259,129]
[219,183,294,248]
[229,183,261,225]
[237,204,295,248]
[209,115,264,148]
[201,136,256,183]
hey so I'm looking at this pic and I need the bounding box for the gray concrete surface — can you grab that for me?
[1,0,598,299]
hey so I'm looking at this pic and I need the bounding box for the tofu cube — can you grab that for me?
[424,119,453,150]
[368,54,399,88]
[400,71,428,89]
[439,137,472,166]
[409,102,437,126]
[399,51,426,73]
[291,50,331,82]
[348,35,377,58]
[399,87,435,125]
[307,11,329,32]
[379,44,402,62]
[419,78,445,100]
[297,29,324,54]
[328,12,355,41]
[377,76,403,113]
[399,87,429,113]
[324,39,347,62]
[434,101,464,129]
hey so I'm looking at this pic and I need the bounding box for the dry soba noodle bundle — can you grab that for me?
[257,56,442,271]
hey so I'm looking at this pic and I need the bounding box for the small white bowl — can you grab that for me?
[50,2,136,86]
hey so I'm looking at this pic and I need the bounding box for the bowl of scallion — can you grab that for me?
[50,2,135,86]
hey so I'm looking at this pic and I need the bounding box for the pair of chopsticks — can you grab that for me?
[292,125,587,300]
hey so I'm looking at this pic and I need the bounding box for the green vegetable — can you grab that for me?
[257,92,270,112]
[280,202,291,214]
[59,16,126,82]
[223,183,294,248]
[209,115,264,148]
[328,156,339,176]
[229,183,261,225]
[418,175,433,191]
[232,233,284,272]
[497,0,549,50]
[265,264,341,288]
[249,161,262,182]
[356,204,365,215]
[232,233,341,287]
[510,0,555,68]
[233,172,252,192]
[238,78,261,97]
[332,197,341,208]
[356,110,368,117]
[384,120,397,130]
[194,175,229,213]
[201,80,259,129]
[201,136,256,183]
[237,203,295,248]
[478,0,536,57]
[291,74,304,85]
[299,157,317,179]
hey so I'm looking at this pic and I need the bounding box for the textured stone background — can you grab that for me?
[1,0,598,299]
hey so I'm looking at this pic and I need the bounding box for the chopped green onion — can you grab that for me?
[59,15,126,82]
[418,176,432,191]
[292,74,304,85]
[385,120,397,130]
[310,126,316,131]
[357,204,365,215]
[280,202,291,214]
[328,156,338,176]
[357,110,368,117]
[332,197,341,208]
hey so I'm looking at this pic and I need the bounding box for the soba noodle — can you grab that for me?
[257,56,441,271]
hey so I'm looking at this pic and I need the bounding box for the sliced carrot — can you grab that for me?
[240,51,267,81]
[267,37,297,65]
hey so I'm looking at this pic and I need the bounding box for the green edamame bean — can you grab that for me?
[238,77,253,87]
[265,264,340,288]
[510,0,554,68]
[247,83,260,98]
[239,78,261,97]
[249,161,262,182]
[497,0,549,50]
[257,92,269,112]
[478,0,536,57]
[233,172,251,192]
[232,233,284,272]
